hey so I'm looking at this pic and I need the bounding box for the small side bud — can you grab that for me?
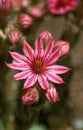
[46,83,59,102]
[7,29,22,44]
[54,41,70,56]
[22,87,39,104]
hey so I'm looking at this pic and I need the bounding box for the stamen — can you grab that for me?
[31,58,45,73]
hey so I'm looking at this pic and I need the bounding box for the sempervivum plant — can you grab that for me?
[6,30,70,103]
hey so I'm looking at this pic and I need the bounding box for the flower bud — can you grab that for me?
[21,0,29,8]
[46,83,59,102]
[0,0,12,15]
[17,13,34,28]
[8,29,22,44]
[39,30,53,46]
[54,41,70,56]
[22,87,39,104]
[29,3,44,17]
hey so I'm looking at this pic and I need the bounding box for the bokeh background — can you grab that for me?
[0,0,83,130]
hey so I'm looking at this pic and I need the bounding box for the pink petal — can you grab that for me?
[23,40,34,61]
[38,74,49,89]
[47,65,70,74]
[14,70,32,80]
[9,51,28,63]
[34,37,44,57]
[45,71,64,84]
[24,74,37,88]
[46,48,61,66]
[43,39,54,61]
[6,61,30,70]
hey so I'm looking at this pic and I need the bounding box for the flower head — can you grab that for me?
[6,31,70,90]
[47,0,78,14]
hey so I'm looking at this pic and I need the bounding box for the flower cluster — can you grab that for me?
[6,30,70,104]
[0,0,78,44]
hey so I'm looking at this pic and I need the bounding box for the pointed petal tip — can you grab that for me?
[23,40,28,45]
[69,68,72,71]
[14,75,18,80]
[23,83,30,89]
[5,62,11,68]
[58,79,65,84]
[58,80,65,84]
[62,81,65,84]
[5,61,7,65]
[5,62,9,68]
[65,67,72,72]
[23,39,26,43]
[8,50,11,53]
[8,51,15,57]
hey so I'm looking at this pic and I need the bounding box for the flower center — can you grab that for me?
[31,59,44,74]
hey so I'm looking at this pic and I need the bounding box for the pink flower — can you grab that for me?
[21,87,39,104]
[47,0,78,14]
[7,29,22,44]
[17,13,34,28]
[46,83,59,102]
[6,31,70,90]
[54,40,70,56]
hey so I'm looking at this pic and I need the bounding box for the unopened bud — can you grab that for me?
[54,41,70,56]
[8,29,22,44]
[21,0,29,8]
[29,3,44,17]
[46,83,59,102]
[22,87,39,104]
[17,13,34,28]
[39,30,53,47]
